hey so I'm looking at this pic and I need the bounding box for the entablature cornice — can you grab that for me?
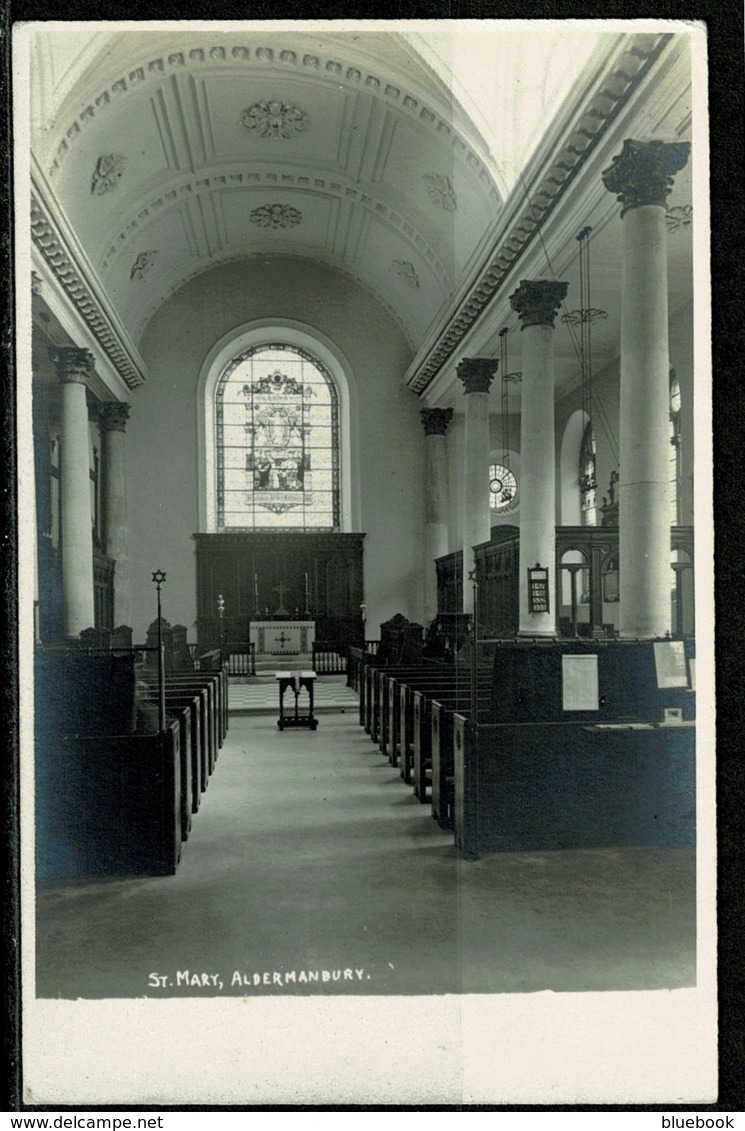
[405,31,676,395]
[30,157,149,391]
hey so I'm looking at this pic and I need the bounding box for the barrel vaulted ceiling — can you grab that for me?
[30,28,506,355]
[27,23,697,403]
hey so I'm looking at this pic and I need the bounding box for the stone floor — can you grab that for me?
[35,709,697,1000]
[227,672,359,714]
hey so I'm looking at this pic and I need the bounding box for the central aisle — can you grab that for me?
[36,713,696,999]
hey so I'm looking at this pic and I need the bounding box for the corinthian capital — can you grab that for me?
[457,358,497,395]
[509,280,568,330]
[99,402,131,432]
[602,138,691,216]
[49,346,96,385]
[420,407,453,436]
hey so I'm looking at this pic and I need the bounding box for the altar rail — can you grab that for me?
[312,643,348,675]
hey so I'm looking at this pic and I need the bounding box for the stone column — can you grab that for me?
[457,359,497,615]
[50,346,96,637]
[509,280,568,637]
[421,407,453,624]
[100,402,131,628]
[602,139,690,638]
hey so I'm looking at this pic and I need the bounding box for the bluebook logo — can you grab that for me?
[662,1121,734,1128]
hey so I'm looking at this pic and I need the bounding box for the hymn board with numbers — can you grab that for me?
[194,532,365,651]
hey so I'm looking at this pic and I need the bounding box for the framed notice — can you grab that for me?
[527,564,550,614]
[653,640,688,688]
[562,654,599,711]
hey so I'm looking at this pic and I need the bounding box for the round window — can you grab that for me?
[489,463,518,511]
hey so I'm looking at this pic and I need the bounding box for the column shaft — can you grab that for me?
[421,409,452,624]
[619,204,671,637]
[60,379,95,636]
[462,393,491,614]
[509,279,568,637]
[518,324,557,636]
[602,138,690,638]
[101,403,131,627]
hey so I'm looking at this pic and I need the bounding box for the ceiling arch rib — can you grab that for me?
[34,28,503,355]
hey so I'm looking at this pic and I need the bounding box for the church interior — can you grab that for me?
[21,20,710,1028]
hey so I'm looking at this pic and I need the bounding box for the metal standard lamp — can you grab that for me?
[217,593,225,667]
[151,569,167,732]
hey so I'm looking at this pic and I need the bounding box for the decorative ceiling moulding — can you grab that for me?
[91,153,126,195]
[46,41,499,206]
[424,172,457,212]
[391,260,420,288]
[406,32,672,395]
[30,183,148,391]
[240,100,308,139]
[250,203,303,229]
[130,249,419,355]
[130,250,158,280]
[665,204,692,231]
[99,170,451,289]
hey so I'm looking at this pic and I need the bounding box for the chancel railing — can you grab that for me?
[312,642,348,675]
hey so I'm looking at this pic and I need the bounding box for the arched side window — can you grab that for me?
[579,421,597,527]
[214,342,341,532]
[669,369,682,527]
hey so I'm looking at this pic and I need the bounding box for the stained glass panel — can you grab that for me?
[216,343,340,531]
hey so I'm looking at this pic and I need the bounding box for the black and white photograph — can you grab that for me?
[14,17,716,1106]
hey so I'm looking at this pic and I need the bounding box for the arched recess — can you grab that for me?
[197,320,357,533]
[560,409,590,526]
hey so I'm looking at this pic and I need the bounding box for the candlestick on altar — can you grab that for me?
[254,573,259,615]
[304,572,310,615]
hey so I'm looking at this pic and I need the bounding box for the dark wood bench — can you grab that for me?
[452,716,696,859]
[412,687,492,804]
[140,678,215,785]
[141,689,204,817]
[394,671,490,784]
[376,663,454,760]
[38,722,183,881]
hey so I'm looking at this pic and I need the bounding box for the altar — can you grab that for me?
[250,621,316,657]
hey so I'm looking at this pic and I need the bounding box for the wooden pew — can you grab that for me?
[376,663,453,761]
[449,638,696,858]
[411,687,492,804]
[396,671,490,784]
[144,669,226,764]
[141,688,203,819]
[43,722,183,880]
[452,716,696,858]
[140,677,214,786]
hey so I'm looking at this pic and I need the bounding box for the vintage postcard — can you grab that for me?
[14,17,716,1107]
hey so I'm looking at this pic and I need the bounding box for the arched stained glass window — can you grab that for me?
[215,343,340,531]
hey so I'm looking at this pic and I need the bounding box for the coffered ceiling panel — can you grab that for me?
[204,74,349,171]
